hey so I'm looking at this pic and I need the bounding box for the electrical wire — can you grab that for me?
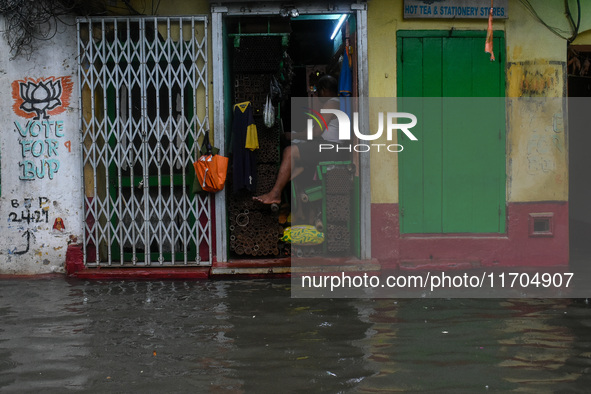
[0,0,136,60]
[566,0,581,43]
[151,0,161,15]
[518,0,580,42]
[122,0,141,15]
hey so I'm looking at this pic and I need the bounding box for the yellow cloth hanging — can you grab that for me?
[245,123,259,150]
[234,101,259,151]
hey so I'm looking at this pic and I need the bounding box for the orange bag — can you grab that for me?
[193,154,229,193]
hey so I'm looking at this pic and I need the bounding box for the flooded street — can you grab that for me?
[1,278,591,393]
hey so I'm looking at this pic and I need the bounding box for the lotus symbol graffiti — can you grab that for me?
[19,79,63,120]
[12,76,73,119]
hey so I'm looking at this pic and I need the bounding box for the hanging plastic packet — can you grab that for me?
[270,75,282,101]
[263,95,275,128]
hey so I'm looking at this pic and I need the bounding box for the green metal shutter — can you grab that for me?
[397,31,506,234]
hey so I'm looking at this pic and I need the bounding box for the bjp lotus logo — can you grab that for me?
[12,76,73,119]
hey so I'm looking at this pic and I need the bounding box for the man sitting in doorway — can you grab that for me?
[254,75,346,205]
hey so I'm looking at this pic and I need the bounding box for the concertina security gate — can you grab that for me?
[77,17,212,267]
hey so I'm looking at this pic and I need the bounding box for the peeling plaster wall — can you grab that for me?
[0,16,83,274]
[506,96,567,203]
[505,1,568,203]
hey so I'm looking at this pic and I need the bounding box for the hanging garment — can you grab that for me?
[245,124,259,150]
[232,101,258,193]
[339,47,353,98]
[339,47,353,118]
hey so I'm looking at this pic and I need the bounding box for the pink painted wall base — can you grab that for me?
[371,202,569,270]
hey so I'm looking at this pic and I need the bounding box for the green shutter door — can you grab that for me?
[397,31,506,234]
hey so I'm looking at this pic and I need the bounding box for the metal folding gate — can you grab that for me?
[77,16,211,267]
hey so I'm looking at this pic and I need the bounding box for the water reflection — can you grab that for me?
[354,298,591,392]
[0,279,590,392]
[222,281,372,392]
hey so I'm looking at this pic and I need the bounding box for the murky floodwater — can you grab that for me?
[1,278,591,393]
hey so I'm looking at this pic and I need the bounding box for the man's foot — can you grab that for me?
[253,191,281,205]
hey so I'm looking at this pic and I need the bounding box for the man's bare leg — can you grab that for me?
[254,145,300,204]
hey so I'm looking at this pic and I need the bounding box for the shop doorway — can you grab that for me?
[212,4,368,262]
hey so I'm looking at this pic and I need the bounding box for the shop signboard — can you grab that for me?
[403,0,508,19]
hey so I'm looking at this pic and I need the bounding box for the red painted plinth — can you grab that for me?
[65,244,85,275]
[72,267,210,280]
[66,244,210,280]
[371,202,569,269]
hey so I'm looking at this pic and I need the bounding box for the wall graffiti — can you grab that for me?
[15,119,65,180]
[6,76,73,259]
[12,76,73,119]
[8,197,50,224]
[53,217,65,232]
[14,120,69,180]
[527,133,556,174]
[7,197,50,255]
[526,111,564,176]
[14,229,35,255]
[11,76,73,181]
[527,131,565,175]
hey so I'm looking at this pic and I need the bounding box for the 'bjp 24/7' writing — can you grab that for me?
[8,197,50,224]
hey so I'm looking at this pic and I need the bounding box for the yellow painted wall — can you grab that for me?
[572,29,591,45]
[368,0,570,204]
[129,0,209,15]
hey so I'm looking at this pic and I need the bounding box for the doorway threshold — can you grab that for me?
[66,245,379,279]
[211,257,380,277]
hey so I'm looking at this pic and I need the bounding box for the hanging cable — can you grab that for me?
[518,0,580,42]
[153,0,161,15]
[0,0,96,59]
[565,0,581,43]
[122,0,141,15]
[0,0,145,59]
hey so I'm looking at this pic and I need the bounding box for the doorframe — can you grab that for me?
[211,2,370,262]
